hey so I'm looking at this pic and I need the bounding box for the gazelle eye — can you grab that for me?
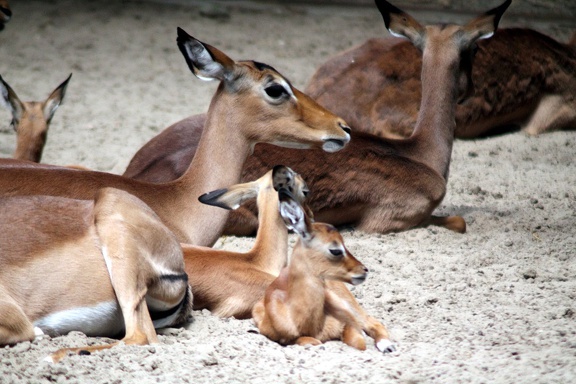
[329,249,343,257]
[265,84,288,99]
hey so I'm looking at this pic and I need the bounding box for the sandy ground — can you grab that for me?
[1,1,575,383]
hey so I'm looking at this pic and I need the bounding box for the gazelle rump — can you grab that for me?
[0,74,72,162]
[181,165,308,319]
[125,0,512,236]
[0,0,10,31]
[306,28,576,139]
[0,188,192,363]
[0,28,350,246]
[252,189,395,352]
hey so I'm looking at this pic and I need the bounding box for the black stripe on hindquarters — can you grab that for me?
[149,273,190,321]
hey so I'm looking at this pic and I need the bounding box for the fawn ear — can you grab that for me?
[272,165,297,192]
[44,73,72,122]
[198,180,259,210]
[177,27,236,82]
[374,0,426,50]
[462,0,511,45]
[0,75,24,130]
[278,188,311,240]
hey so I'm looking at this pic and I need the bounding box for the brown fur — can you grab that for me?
[0,74,71,162]
[306,28,576,138]
[0,30,350,247]
[0,188,191,362]
[124,1,511,237]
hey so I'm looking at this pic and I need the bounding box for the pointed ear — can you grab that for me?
[0,75,24,128]
[176,27,235,82]
[463,0,511,44]
[198,180,259,210]
[43,73,72,122]
[272,165,297,192]
[374,0,425,49]
[278,188,311,240]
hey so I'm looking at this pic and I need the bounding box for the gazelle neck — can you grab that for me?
[249,187,289,275]
[168,90,253,246]
[407,48,459,181]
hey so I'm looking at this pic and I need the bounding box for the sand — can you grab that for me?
[0,1,575,383]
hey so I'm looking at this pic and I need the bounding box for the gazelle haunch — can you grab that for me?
[252,189,395,353]
[0,74,72,162]
[0,188,192,363]
[181,165,309,319]
[0,28,350,246]
[0,0,10,31]
[125,0,512,236]
[306,27,576,139]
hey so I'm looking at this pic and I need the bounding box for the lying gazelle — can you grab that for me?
[181,165,309,319]
[124,0,512,237]
[306,27,576,139]
[191,167,394,352]
[252,188,395,352]
[0,187,192,363]
[0,0,10,31]
[0,74,72,162]
[0,28,351,247]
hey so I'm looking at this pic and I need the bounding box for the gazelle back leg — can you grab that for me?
[523,94,576,136]
[49,188,190,363]
[0,287,37,345]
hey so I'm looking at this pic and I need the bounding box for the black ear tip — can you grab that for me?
[198,188,230,208]
[176,27,192,43]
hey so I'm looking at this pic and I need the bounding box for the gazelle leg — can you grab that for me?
[0,292,36,345]
[523,95,576,136]
[426,215,466,233]
[295,336,322,346]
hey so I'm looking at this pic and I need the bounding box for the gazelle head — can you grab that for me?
[375,0,511,103]
[176,27,351,153]
[0,74,72,162]
[0,0,10,30]
[279,188,368,286]
[198,165,308,211]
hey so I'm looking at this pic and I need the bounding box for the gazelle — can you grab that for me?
[306,27,576,139]
[0,74,72,162]
[181,165,309,319]
[125,0,512,236]
[0,187,192,363]
[252,188,395,352]
[0,28,351,246]
[0,0,10,31]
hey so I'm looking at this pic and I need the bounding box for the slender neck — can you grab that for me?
[407,48,459,180]
[249,187,289,275]
[164,90,252,246]
[15,132,45,163]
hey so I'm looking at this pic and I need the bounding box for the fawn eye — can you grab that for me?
[329,249,343,257]
[265,84,288,99]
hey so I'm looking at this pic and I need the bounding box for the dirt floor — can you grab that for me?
[0,1,575,383]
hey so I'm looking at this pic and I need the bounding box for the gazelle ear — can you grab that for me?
[177,27,235,82]
[462,0,511,43]
[272,165,297,192]
[43,73,72,122]
[198,180,259,210]
[0,75,24,129]
[278,188,311,240]
[374,0,425,50]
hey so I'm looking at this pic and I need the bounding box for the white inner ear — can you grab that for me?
[478,31,494,40]
[388,29,408,39]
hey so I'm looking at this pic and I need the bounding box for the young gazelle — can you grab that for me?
[0,74,72,162]
[125,0,511,236]
[0,0,10,31]
[180,165,309,319]
[0,28,350,247]
[252,189,395,352]
[0,188,192,363]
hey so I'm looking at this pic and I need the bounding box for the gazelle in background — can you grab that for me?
[0,0,10,31]
[306,28,576,139]
[125,0,512,237]
[252,188,395,352]
[0,28,350,247]
[189,166,394,352]
[0,188,192,363]
[0,74,71,162]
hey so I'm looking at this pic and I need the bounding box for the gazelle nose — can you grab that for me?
[339,122,351,135]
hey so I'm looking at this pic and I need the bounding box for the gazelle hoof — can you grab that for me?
[376,339,397,353]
